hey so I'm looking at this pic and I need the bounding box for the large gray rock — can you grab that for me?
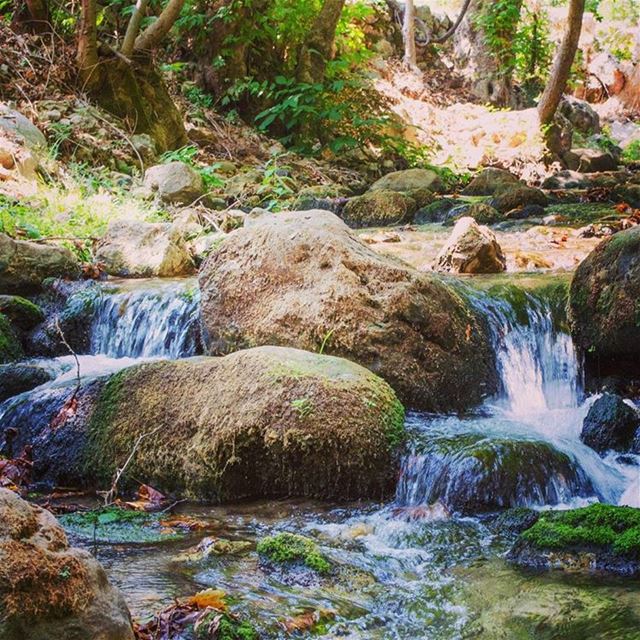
[434,217,506,274]
[565,148,618,173]
[581,393,640,455]
[489,185,548,214]
[559,96,600,135]
[96,220,195,278]
[198,209,497,411]
[143,161,203,205]
[369,168,444,194]
[0,234,80,294]
[0,104,47,150]
[0,488,134,640]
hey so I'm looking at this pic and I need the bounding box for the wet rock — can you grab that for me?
[434,217,506,274]
[4,347,405,500]
[0,234,80,294]
[0,314,22,363]
[341,190,417,227]
[142,161,203,205]
[508,503,640,577]
[97,220,195,278]
[614,183,640,208]
[198,210,497,411]
[569,226,640,370]
[566,148,618,173]
[0,488,134,640]
[489,185,548,214]
[443,202,502,226]
[257,532,331,582]
[461,168,522,196]
[491,507,539,535]
[504,204,546,220]
[541,170,591,190]
[581,393,640,455]
[0,295,43,330]
[369,168,444,194]
[293,184,349,214]
[0,363,52,403]
[397,434,592,515]
[559,96,600,135]
[415,198,465,224]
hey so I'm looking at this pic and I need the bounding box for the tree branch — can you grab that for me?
[121,0,149,57]
[133,0,186,52]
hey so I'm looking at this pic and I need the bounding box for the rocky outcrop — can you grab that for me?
[142,161,203,205]
[581,393,640,455]
[461,168,521,196]
[1,347,405,501]
[341,190,417,227]
[434,217,506,274]
[569,226,640,372]
[198,210,497,411]
[369,168,444,194]
[96,220,195,278]
[0,488,134,640]
[0,234,80,294]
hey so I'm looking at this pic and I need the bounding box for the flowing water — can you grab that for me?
[3,275,640,638]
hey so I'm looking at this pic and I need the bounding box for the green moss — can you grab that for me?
[0,295,44,330]
[197,612,258,640]
[545,203,621,226]
[58,507,184,544]
[291,397,314,418]
[256,532,331,574]
[521,504,640,557]
[0,313,23,363]
[380,396,406,450]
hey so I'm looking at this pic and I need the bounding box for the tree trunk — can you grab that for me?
[296,0,346,84]
[454,0,523,107]
[11,0,51,33]
[403,0,417,69]
[538,0,586,124]
[121,0,150,57]
[133,0,186,52]
[77,0,99,90]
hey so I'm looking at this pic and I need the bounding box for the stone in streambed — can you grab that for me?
[581,393,640,455]
[569,226,640,371]
[0,488,134,640]
[198,209,497,412]
[461,168,522,196]
[142,161,203,205]
[2,347,406,501]
[96,220,195,278]
[341,190,417,227]
[0,363,53,402]
[434,217,506,274]
[369,168,444,194]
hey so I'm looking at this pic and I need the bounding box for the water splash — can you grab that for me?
[89,280,201,359]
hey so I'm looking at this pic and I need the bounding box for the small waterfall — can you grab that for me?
[396,283,633,513]
[89,281,201,359]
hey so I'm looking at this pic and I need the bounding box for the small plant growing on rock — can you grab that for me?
[256,532,331,574]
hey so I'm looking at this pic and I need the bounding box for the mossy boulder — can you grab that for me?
[341,190,417,228]
[0,296,43,330]
[581,393,640,455]
[2,347,405,500]
[461,168,522,196]
[415,198,466,224]
[447,202,502,226]
[0,488,134,640]
[199,210,497,412]
[569,226,640,372]
[369,168,444,194]
[509,503,640,577]
[0,314,23,363]
[489,185,549,214]
[0,233,80,294]
[398,434,593,514]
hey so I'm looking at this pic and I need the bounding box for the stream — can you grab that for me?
[2,276,640,638]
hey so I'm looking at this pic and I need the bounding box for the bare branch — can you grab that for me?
[121,0,149,57]
[133,0,186,52]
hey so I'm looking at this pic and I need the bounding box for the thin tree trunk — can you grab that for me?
[133,0,186,52]
[296,0,346,84]
[121,0,149,57]
[11,0,51,33]
[403,0,417,69]
[538,0,586,125]
[77,0,99,85]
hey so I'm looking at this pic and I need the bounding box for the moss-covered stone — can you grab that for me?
[256,532,331,574]
[81,346,406,501]
[509,504,640,577]
[0,313,23,363]
[341,190,417,228]
[0,295,43,330]
[569,226,640,372]
[196,611,258,640]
